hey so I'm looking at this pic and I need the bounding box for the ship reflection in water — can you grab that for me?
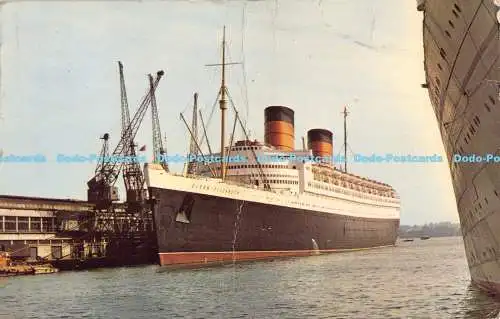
[462,285,500,319]
[1,237,500,318]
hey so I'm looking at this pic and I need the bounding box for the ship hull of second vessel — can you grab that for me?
[420,0,500,295]
[150,187,399,266]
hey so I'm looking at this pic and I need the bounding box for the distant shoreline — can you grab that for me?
[399,222,461,238]
[398,235,461,239]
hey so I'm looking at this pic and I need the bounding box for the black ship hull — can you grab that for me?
[149,187,400,266]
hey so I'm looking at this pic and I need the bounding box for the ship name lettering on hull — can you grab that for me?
[191,183,239,196]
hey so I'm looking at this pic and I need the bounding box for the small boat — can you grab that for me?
[420,236,430,240]
[0,252,34,276]
[0,266,35,277]
[32,264,59,275]
[0,252,59,276]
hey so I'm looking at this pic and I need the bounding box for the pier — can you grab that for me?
[0,195,157,269]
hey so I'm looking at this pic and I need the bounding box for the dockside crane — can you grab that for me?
[118,61,148,207]
[95,133,111,176]
[87,70,165,209]
[150,74,169,172]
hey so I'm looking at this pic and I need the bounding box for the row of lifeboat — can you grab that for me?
[311,165,396,197]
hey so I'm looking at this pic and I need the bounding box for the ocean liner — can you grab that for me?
[418,0,500,294]
[144,28,400,266]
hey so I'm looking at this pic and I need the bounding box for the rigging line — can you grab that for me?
[347,144,356,156]
[204,89,221,131]
[204,37,225,127]
[369,2,375,44]
[225,88,271,190]
[180,97,194,115]
[197,92,220,152]
[270,0,278,101]
[241,3,250,130]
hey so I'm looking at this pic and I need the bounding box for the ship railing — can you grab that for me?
[163,171,307,195]
[304,187,400,206]
[308,181,400,204]
[174,172,260,188]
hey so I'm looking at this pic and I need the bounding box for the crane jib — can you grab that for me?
[87,71,164,190]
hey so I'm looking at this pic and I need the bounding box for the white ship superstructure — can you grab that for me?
[197,140,399,200]
[418,0,500,294]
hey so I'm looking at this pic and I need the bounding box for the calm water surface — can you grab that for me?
[1,237,500,318]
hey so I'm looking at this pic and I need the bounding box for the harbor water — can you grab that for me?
[1,237,499,318]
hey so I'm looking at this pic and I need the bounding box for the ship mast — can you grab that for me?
[343,106,349,173]
[220,26,227,180]
[205,26,241,180]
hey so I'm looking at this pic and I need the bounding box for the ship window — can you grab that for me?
[475,116,480,124]
[433,96,439,106]
[485,197,488,204]
[437,63,442,70]
[435,77,441,86]
[495,190,499,197]
[453,4,461,13]
[445,30,451,38]
[448,20,454,28]
[439,48,447,59]
[489,96,496,105]
[452,10,458,18]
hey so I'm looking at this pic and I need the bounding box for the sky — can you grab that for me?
[0,0,459,225]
